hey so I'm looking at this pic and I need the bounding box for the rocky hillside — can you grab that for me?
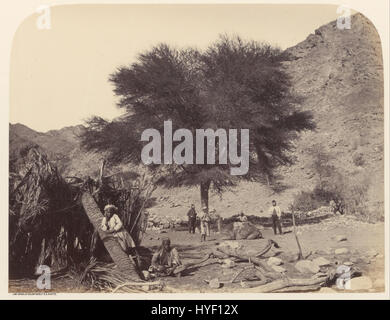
[282,13,383,209]
[9,13,384,218]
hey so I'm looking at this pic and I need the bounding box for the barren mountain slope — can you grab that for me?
[281,13,384,208]
[9,123,105,176]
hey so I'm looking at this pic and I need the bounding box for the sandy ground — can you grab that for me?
[141,215,385,293]
[9,215,385,294]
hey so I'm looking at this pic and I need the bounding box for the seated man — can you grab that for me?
[149,237,181,276]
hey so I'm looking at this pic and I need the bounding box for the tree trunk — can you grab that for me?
[200,180,211,212]
[81,192,140,281]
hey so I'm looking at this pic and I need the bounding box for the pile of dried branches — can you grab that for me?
[9,146,156,280]
[213,240,331,292]
[72,258,163,293]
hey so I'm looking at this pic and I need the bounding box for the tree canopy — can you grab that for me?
[80,35,315,209]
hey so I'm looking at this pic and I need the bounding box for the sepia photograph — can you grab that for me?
[4,1,388,298]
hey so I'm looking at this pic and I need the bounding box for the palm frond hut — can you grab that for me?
[9,147,155,282]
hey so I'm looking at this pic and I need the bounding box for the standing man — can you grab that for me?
[199,207,211,242]
[187,204,197,234]
[209,208,222,233]
[269,200,283,235]
[238,211,248,222]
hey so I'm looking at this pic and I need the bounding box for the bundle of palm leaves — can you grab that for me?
[72,258,162,292]
[9,146,156,280]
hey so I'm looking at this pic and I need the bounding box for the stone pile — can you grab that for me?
[146,212,185,230]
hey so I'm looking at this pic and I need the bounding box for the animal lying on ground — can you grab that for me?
[222,221,263,240]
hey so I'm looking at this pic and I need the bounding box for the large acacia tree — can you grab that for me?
[80,36,315,211]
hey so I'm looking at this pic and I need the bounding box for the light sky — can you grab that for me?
[10,4,341,132]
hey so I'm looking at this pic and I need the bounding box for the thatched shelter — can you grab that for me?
[9,146,155,283]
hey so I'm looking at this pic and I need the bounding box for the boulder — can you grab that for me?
[345,276,373,291]
[221,259,235,269]
[295,260,320,274]
[232,222,262,240]
[267,257,283,266]
[343,261,354,266]
[209,278,221,289]
[335,248,349,255]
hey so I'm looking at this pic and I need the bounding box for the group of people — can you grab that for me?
[187,204,211,241]
[99,199,284,279]
[100,204,181,278]
[186,199,284,239]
